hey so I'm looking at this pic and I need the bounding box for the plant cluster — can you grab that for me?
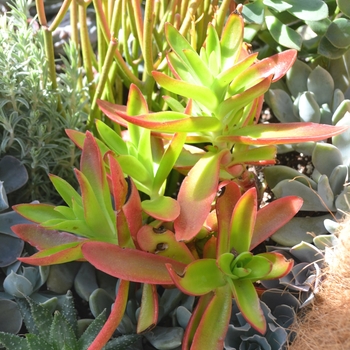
[1,0,350,349]
[5,4,349,349]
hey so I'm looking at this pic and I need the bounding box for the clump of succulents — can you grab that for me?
[263,59,350,243]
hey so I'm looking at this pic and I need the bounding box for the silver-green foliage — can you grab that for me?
[0,0,88,203]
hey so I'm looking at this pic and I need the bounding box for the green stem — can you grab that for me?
[79,3,97,125]
[89,38,118,128]
[215,0,231,36]
[143,0,155,76]
[48,0,72,31]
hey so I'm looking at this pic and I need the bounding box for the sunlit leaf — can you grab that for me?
[175,150,230,242]
[265,9,302,50]
[18,242,84,266]
[141,196,180,221]
[12,224,86,250]
[216,123,349,145]
[82,242,186,284]
[230,279,266,334]
[251,196,303,250]
[166,259,226,295]
[13,203,64,224]
[230,188,257,254]
[190,285,232,350]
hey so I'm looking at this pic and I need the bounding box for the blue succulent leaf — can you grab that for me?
[224,299,288,350]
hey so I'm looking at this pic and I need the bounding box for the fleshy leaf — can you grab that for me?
[137,284,158,333]
[13,203,64,224]
[230,279,266,334]
[258,252,294,280]
[166,259,226,295]
[98,99,222,133]
[141,196,180,221]
[18,242,84,265]
[12,224,86,250]
[230,188,257,254]
[251,196,303,250]
[174,150,230,242]
[190,284,232,350]
[216,123,349,145]
[82,242,186,284]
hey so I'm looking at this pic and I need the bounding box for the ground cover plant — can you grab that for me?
[0,0,350,350]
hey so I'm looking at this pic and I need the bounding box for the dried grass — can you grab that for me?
[288,216,350,350]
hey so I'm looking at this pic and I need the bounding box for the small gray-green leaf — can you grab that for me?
[305,18,331,36]
[298,92,321,123]
[242,0,265,25]
[4,272,34,298]
[337,0,350,18]
[333,113,350,166]
[265,10,302,49]
[307,66,334,106]
[263,0,292,12]
[286,0,328,21]
[326,18,350,49]
[318,36,350,59]
[286,60,312,97]
[312,143,343,177]
[317,175,335,211]
[266,89,299,123]
[329,165,348,195]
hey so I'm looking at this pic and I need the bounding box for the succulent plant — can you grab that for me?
[263,59,350,244]
[241,0,350,59]
[260,235,338,308]
[224,299,290,350]
[0,291,141,350]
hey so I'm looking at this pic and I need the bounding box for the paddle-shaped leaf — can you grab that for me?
[230,188,257,254]
[174,149,231,242]
[82,242,186,284]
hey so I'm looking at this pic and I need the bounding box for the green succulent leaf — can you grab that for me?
[338,0,350,17]
[95,120,128,155]
[141,196,180,221]
[220,12,244,70]
[318,36,350,59]
[286,0,328,21]
[153,132,187,194]
[265,9,302,50]
[18,242,84,266]
[230,188,257,254]
[166,259,226,295]
[206,23,221,72]
[256,252,293,280]
[12,224,86,252]
[0,332,27,349]
[312,143,343,178]
[82,242,186,284]
[307,66,334,106]
[230,279,266,334]
[137,284,158,334]
[174,150,230,242]
[242,0,265,25]
[298,92,321,123]
[49,311,77,349]
[49,174,82,208]
[13,203,64,224]
[75,170,116,241]
[152,71,218,111]
[217,123,349,145]
[251,195,303,250]
[326,18,350,49]
[190,284,232,350]
[263,0,292,12]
